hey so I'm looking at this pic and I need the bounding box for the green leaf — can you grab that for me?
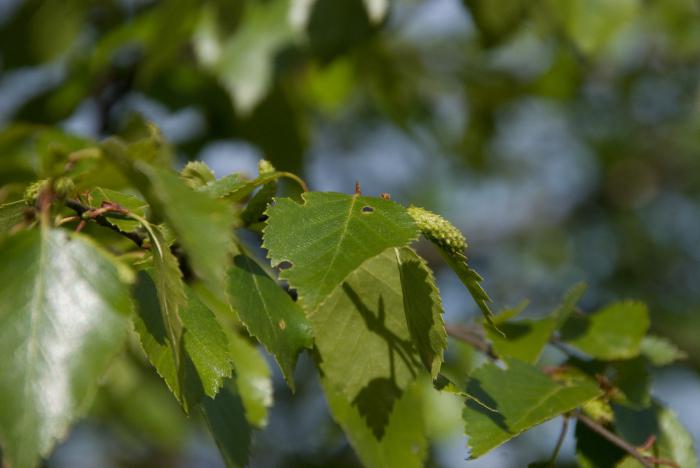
[651,406,698,468]
[575,419,626,468]
[487,317,556,364]
[263,192,418,311]
[310,248,435,438]
[133,275,234,411]
[441,252,496,326]
[197,173,249,200]
[137,163,233,298]
[102,139,234,301]
[227,252,313,390]
[323,379,428,468]
[396,247,446,378]
[189,281,272,427]
[612,357,650,408]
[0,228,132,468]
[640,335,687,366]
[0,200,27,236]
[201,380,252,468]
[560,301,650,360]
[463,358,601,458]
[194,0,299,114]
[227,330,273,428]
[87,187,148,232]
[198,169,306,205]
[144,225,187,397]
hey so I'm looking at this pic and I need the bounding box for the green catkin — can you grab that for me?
[407,205,466,256]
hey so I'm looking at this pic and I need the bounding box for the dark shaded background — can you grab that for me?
[1,0,699,466]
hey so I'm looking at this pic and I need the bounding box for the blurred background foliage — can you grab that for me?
[1,0,699,466]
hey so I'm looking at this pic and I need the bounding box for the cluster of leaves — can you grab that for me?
[4,0,700,376]
[0,126,696,468]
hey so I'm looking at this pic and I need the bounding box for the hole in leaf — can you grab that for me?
[278,261,293,270]
[361,206,374,213]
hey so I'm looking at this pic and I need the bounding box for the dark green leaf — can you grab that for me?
[228,251,313,390]
[612,357,650,409]
[614,403,698,468]
[201,380,252,468]
[463,358,601,458]
[133,275,234,411]
[241,180,277,228]
[145,226,186,393]
[102,139,234,301]
[575,419,625,468]
[0,228,132,468]
[263,192,418,311]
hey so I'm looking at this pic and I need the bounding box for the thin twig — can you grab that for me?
[444,324,498,360]
[64,199,145,248]
[547,416,569,466]
[574,412,678,468]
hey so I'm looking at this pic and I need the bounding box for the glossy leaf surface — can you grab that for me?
[0,229,132,467]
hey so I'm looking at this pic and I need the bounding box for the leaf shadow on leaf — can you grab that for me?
[464,379,508,433]
[135,273,168,344]
[352,377,402,440]
[342,283,422,438]
[497,322,535,340]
